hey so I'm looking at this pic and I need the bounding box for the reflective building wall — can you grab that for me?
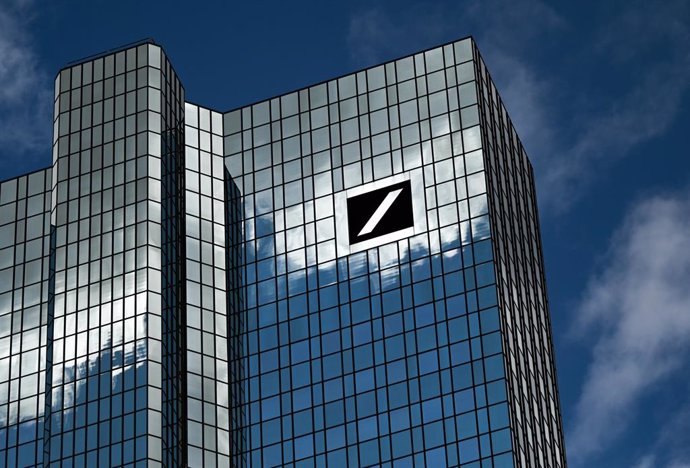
[44,42,186,467]
[473,49,567,466]
[0,169,52,467]
[0,37,567,468]
[221,36,565,468]
[182,102,236,466]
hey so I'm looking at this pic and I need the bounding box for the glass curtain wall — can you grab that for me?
[0,169,52,467]
[473,46,567,467]
[224,37,514,468]
[43,42,185,467]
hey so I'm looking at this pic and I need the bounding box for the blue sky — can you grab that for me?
[1,0,690,466]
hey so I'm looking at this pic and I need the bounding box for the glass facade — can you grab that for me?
[0,37,567,468]
[0,169,52,467]
[43,42,186,467]
[473,55,566,466]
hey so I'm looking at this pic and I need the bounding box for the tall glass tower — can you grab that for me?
[0,38,567,468]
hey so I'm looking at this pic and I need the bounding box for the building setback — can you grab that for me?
[0,37,567,467]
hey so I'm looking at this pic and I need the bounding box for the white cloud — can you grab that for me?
[346,8,396,66]
[346,0,562,68]
[633,455,690,468]
[0,0,52,161]
[568,191,690,464]
[593,0,690,63]
[543,76,689,211]
[472,0,690,213]
[632,456,657,468]
[346,4,455,67]
[628,400,690,468]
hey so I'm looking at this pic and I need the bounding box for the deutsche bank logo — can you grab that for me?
[334,172,425,255]
[346,180,414,245]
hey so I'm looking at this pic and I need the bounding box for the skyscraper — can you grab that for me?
[0,37,567,467]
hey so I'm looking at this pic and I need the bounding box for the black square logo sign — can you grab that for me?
[346,180,414,245]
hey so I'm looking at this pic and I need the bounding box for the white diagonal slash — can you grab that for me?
[357,188,403,237]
